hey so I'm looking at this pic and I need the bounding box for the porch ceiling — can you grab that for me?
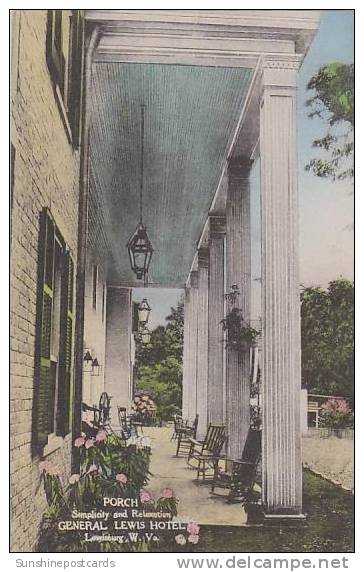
[89,62,253,287]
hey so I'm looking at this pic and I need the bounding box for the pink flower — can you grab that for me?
[161,488,175,499]
[322,398,352,415]
[87,464,99,474]
[187,522,200,535]
[188,534,199,545]
[116,473,128,484]
[95,430,107,443]
[85,439,95,449]
[175,534,186,545]
[140,490,154,503]
[69,474,80,485]
[74,436,85,448]
[47,464,60,476]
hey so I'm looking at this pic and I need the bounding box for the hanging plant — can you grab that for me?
[221,308,259,352]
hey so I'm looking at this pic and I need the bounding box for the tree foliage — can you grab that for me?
[305,63,354,181]
[300,278,354,397]
[135,297,184,420]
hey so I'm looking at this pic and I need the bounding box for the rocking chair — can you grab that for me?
[171,414,187,441]
[211,428,261,503]
[187,424,226,480]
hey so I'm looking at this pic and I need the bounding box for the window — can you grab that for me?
[46,10,84,147]
[92,264,98,310]
[32,208,75,453]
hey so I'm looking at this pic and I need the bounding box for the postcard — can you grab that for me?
[10,9,354,554]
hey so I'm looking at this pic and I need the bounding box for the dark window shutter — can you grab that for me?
[46,10,65,94]
[57,251,75,437]
[68,10,84,147]
[33,209,55,450]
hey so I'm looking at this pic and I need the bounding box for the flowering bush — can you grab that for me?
[156,487,178,516]
[319,398,354,429]
[37,430,152,552]
[138,487,179,517]
[131,394,157,423]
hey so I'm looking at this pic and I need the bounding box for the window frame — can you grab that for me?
[46,9,84,148]
[32,208,75,457]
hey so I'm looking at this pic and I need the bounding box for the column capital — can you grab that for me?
[209,214,226,240]
[259,54,302,97]
[262,54,302,71]
[197,247,209,269]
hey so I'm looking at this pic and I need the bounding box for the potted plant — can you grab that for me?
[221,307,259,353]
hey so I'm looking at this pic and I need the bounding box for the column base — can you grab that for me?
[262,512,307,526]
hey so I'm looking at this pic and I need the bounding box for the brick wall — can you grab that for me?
[10,11,80,551]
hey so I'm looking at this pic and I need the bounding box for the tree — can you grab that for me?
[135,296,184,421]
[300,278,354,398]
[305,63,354,181]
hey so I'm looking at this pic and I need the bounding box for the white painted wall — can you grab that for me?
[104,287,133,426]
[83,251,107,408]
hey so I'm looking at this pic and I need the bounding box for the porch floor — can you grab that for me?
[143,425,247,526]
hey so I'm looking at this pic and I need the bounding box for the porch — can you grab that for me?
[144,425,247,526]
[79,9,322,521]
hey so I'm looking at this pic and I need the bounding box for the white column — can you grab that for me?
[196,249,209,439]
[208,215,226,424]
[226,157,252,459]
[187,271,199,422]
[104,287,132,427]
[182,286,191,419]
[260,55,303,517]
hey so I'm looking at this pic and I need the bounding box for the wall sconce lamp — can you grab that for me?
[91,357,101,377]
[83,349,93,373]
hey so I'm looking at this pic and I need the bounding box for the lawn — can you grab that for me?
[155,469,354,553]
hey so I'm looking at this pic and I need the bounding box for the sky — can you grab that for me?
[134,9,354,327]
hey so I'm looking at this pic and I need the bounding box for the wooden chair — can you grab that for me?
[211,428,261,503]
[171,414,187,441]
[176,414,199,456]
[117,406,131,440]
[187,424,226,480]
[117,406,143,439]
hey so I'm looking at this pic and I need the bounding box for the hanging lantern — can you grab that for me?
[127,223,153,281]
[137,298,151,325]
[127,105,154,282]
[140,327,152,345]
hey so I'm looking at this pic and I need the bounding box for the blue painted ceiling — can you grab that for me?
[89,62,252,286]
